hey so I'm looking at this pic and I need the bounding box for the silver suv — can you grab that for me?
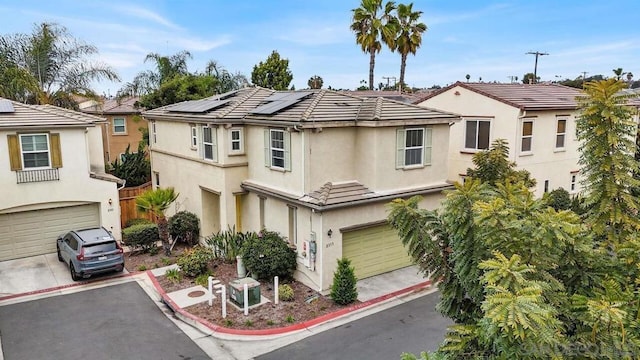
[57,227,125,281]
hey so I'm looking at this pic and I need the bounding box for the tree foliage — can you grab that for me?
[136,187,179,256]
[108,142,150,187]
[308,75,323,89]
[0,22,119,108]
[466,139,536,188]
[392,3,427,92]
[250,50,293,90]
[330,258,359,305]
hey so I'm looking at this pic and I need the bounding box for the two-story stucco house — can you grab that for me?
[144,87,459,291]
[416,82,584,196]
[0,98,123,261]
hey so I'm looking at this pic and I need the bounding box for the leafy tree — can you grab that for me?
[250,50,293,90]
[330,258,358,305]
[544,187,571,211]
[466,139,536,188]
[118,51,192,97]
[350,0,397,90]
[522,72,538,84]
[392,3,427,92]
[108,143,150,187]
[136,187,179,256]
[612,67,627,80]
[137,74,217,109]
[307,75,323,89]
[0,22,118,108]
[204,60,248,93]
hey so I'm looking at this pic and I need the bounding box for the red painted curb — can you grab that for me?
[0,271,136,302]
[147,270,432,336]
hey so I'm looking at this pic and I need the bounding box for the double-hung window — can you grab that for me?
[229,128,244,155]
[20,134,50,168]
[521,119,533,153]
[464,119,490,150]
[264,129,290,170]
[202,126,217,162]
[556,118,567,149]
[151,122,157,144]
[113,118,126,134]
[396,127,432,168]
[190,125,197,149]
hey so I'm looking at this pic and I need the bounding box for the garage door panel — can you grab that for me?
[0,204,100,261]
[342,224,411,280]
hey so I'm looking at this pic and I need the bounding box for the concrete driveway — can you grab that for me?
[0,253,128,297]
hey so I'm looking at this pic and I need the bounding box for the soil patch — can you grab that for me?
[124,243,189,273]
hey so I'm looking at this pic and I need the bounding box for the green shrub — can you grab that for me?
[544,187,572,211]
[137,265,147,271]
[241,230,296,280]
[168,211,200,245]
[278,284,295,301]
[124,217,153,228]
[330,258,358,305]
[285,315,295,323]
[122,223,159,253]
[165,268,182,283]
[205,226,253,262]
[176,246,214,277]
[244,320,254,327]
[195,271,213,287]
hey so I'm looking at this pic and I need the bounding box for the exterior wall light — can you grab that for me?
[327,229,333,238]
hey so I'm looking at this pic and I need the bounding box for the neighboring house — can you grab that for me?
[0,98,123,261]
[81,97,145,164]
[417,82,584,196]
[340,90,422,103]
[143,87,459,292]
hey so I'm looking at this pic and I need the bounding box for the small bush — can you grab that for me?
[137,265,147,271]
[330,258,358,305]
[278,284,295,301]
[177,246,214,277]
[165,268,182,283]
[545,187,571,211]
[161,257,172,266]
[224,319,233,327]
[244,320,254,327]
[205,226,252,262]
[285,315,295,323]
[125,217,153,228]
[266,320,275,326]
[168,211,200,245]
[122,223,159,253]
[195,272,213,287]
[241,230,296,280]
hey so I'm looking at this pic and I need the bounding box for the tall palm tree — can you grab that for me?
[136,187,179,256]
[351,0,397,90]
[0,22,119,108]
[117,51,192,97]
[394,3,427,92]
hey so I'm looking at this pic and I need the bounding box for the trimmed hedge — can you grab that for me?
[241,230,296,280]
[122,223,159,253]
[177,246,214,277]
[330,258,358,305]
[168,211,200,245]
[124,217,153,228]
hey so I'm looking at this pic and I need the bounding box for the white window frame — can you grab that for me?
[396,127,432,169]
[202,125,218,162]
[229,128,244,155]
[555,117,567,150]
[570,173,578,193]
[190,125,198,149]
[464,119,491,151]
[520,119,534,154]
[265,129,291,171]
[113,117,126,134]
[19,133,51,169]
[151,122,157,144]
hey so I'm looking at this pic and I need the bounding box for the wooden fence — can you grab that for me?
[119,181,153,228]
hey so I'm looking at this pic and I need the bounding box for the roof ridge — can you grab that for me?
[318,182,333,205]
[301,90,326,121]
[218,87,264,118]
[35,104,104,123]
[373,97,384,120]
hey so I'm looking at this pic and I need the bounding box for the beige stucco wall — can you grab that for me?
[0,127,121,239]
[420,86,582,196]
[102,114,147,163]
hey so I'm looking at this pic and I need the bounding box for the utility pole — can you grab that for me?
[526,51,549,84]
[580,71,589,88]
[382,76,396,90]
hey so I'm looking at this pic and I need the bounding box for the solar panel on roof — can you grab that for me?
[263,91,313,102]
[168,98,232,113]
[0,99,15,113]
[251,99,301,115]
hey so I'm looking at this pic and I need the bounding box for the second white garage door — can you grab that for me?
[0,204,100,261]
[342,224,412,280]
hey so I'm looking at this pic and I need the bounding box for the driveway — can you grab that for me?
[0,281,210,360]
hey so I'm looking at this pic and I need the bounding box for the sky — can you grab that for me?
[2,0,639,96]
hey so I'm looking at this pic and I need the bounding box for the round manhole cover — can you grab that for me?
[188,290,205,298]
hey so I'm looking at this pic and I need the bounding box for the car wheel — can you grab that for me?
[56,245,63,262]
[117,262,125,273]
[70,263,80,281]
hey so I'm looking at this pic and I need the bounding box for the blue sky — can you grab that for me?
[2,1,639,95]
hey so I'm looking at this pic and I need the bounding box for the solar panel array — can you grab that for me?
[251,91,313,115]
[168,98,232,113]
[0,99,15,113]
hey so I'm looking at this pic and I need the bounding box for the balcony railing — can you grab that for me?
[16,168,60,184]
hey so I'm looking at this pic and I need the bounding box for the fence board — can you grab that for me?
[119,181,153,227]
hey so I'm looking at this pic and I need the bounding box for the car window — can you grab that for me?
[83,242,117,255]
[65,235,79,251]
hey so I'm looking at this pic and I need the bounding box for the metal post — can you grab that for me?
[221,286,227,318]
[208,276,213,306]
[274,276,279,305]
[243,283,249,316]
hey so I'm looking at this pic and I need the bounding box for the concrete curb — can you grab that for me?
[146,270,433,337]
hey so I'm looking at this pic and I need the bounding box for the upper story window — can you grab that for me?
[229,128,244,155]
[264,129,291,171]
[113,118,126,134]
[464,119,490,150]
[20,134,51,169]
[190,125,197,149]
[202,125,218,162]
[521,119,534,153]
[556,118,567,149]
[151,122,157,144]
[396,127,432,168]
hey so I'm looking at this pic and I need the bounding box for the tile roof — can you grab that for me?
[82,97,141,114]
[0,98,104,129]
[302,181,375,206]
[417,81,583,111]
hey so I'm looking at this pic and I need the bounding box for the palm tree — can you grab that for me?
[351,0,397,90]
[0,22,119,108]
[393,3,427,92]
[136,187,179,256]
[117,51,192,97]
[612,67,627,80]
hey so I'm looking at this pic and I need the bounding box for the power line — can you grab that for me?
[526,51,549,83]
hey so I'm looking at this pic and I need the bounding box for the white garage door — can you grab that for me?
[0,204,100,261]
[342,224,412,280]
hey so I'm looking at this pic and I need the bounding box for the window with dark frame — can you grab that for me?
[556,118,567,148]
[521,120,533,152]
[465,120,490,150]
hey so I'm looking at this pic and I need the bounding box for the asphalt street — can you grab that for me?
[257,291,451,360]
[0,281,210,360]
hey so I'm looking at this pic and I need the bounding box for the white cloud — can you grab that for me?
[110,4,182,30]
